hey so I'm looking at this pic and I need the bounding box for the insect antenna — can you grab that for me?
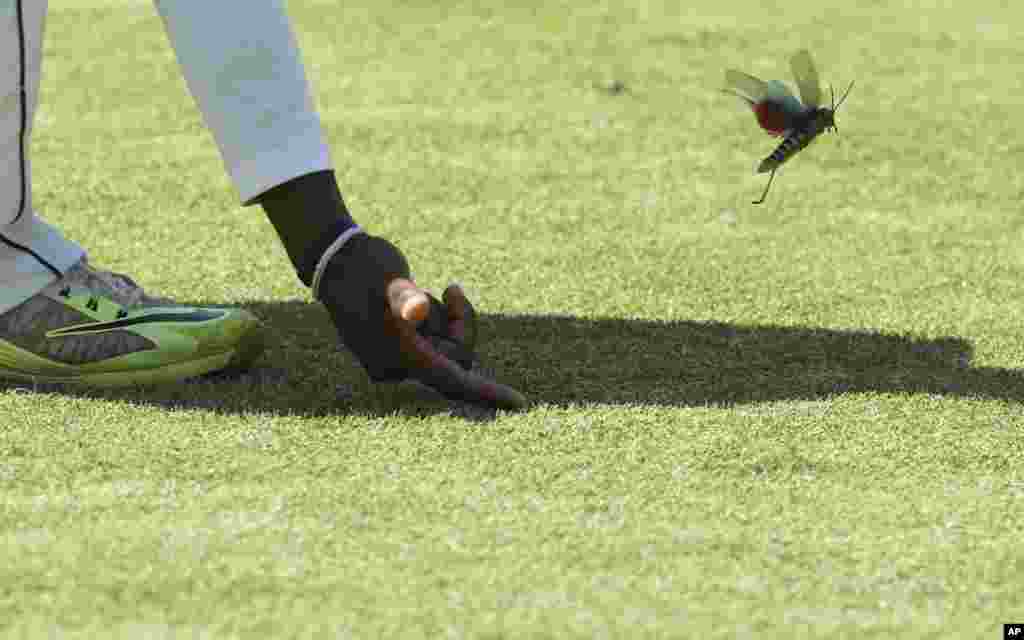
[829,84,839,133]
[828,81,855,134]
[834,80,855,111]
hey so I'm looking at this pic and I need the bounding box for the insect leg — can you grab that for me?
[752,168,776,205]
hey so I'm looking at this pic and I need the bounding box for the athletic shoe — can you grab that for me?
[0,257,265,386]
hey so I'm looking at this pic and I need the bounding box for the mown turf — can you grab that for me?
[3,1,1023,638]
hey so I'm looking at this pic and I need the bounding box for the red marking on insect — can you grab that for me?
[752,102,791,137]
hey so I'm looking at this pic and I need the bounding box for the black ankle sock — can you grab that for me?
[256,170,358,287]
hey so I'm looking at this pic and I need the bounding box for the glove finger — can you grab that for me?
[428,335,475,371]
[386,278,528,410]
[409,330,528,410]
[414,292,474,370]
[442,283,477,350]
[418,293,449,339]
[387,278,430,325]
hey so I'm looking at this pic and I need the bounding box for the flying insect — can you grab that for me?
[724,50,854,204]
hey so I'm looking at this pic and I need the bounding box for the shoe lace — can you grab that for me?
[57,259,168,318]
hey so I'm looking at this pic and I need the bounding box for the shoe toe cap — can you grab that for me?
[209,308,266,372]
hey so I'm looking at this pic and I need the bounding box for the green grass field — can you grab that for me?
[3,0,1023,637]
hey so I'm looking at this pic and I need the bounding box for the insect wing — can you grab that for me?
[724,69,771,104]
[790,49,822,109]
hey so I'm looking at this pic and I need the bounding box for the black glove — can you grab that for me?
[317,233,526,410]
[257,170,523,410]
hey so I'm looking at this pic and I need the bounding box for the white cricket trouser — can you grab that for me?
[0,0,332,315]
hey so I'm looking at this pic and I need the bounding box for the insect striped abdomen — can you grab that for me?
[756,115,828,174]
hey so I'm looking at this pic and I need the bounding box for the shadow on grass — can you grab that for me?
[13,300,1024,416]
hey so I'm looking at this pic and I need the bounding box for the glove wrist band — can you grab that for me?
[311,226,366,299]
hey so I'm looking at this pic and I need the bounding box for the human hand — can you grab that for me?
[316,233,527,411]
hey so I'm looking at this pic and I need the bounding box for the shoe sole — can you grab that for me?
[0,349,237,387]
